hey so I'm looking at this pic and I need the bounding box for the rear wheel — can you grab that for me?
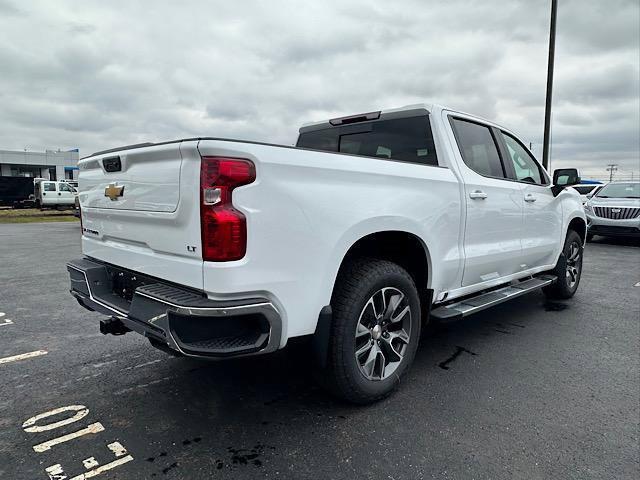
[543,230,584,299]
[322,258,421,404]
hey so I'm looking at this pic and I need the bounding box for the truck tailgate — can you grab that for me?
[78,141,204,290]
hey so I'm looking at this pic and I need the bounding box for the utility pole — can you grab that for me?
[542,0,558,170]
[606,164,618,182]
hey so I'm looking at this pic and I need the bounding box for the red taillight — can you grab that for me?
[200,156,256,261]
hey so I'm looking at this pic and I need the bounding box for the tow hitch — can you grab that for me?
[99,317,131,336]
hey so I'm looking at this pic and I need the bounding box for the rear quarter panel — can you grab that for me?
[197,140,463,343]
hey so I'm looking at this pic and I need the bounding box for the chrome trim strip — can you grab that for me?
[133,290,277,316]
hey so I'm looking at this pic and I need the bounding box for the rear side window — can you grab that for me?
[297,116,438,166]
[44,182,56,192]
[451,119,505,178]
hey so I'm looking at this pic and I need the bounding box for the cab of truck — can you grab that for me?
[34,180,77,208]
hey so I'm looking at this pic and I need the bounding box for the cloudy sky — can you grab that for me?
[1,0,638,179]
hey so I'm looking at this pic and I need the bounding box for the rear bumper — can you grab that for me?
[67,257,282,359]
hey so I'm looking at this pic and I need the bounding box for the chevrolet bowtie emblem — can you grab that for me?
[104,183,124,200]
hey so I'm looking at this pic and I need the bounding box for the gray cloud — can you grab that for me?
[0,0,637,180]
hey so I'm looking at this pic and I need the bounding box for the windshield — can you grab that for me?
[595,182,640,199]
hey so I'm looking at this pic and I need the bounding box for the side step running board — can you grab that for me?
[431,275,557,322]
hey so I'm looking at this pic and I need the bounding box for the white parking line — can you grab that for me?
[113,376,173,395]
[0,312,14,327]
[91,360,117,368]
[0,350,48,365]
[33,422,105,452]
[123,359,163,370]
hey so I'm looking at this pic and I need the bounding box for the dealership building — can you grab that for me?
[0,148,80,181]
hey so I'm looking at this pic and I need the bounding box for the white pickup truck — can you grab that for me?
[67,104,586,403]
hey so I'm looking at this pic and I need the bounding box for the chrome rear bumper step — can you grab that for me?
[431,275,557,322]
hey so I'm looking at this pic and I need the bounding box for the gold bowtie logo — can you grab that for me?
[104,183,124,200]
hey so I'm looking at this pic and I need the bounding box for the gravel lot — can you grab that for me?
[0,222,638,479]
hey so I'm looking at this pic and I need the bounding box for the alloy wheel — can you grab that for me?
[354,287,412,381]
[566,241,582,289]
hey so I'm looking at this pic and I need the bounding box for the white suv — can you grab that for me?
[584,182,640,240]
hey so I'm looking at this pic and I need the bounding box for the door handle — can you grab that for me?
[469,190,488,200]
[524,194,537,202]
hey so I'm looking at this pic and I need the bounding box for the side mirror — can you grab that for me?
[552,168,580,196]
[553,168,580,187]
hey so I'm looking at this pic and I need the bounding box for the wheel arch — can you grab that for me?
[333,230,432,300]
[567,216,587,244]
[312,229,433,369]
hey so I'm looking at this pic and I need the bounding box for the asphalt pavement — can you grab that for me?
[0,222,638,479]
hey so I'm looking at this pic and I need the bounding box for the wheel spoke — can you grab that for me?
[567,243,581,262]
[383,292,404,320]
[362,344,379,378]
[356,340,373,358]
[374,349,386,379]
[376,289,387,319]
[355,322,370,339]
[389,305,410,324]
[363,297,378,319]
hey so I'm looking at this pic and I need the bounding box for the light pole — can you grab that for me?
[542,0,558,171]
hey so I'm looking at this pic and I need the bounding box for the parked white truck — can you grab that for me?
[67,104,586,403]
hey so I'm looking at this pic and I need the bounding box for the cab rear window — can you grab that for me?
[296,116,438,166]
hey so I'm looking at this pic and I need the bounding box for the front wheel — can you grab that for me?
[322,258,421,404]
[543,230,584,299]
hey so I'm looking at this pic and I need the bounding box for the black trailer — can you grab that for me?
[0,177,34,207]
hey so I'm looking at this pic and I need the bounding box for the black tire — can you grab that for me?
[586,232,594,242]
[543,230,584,299]
[322,258,421,404]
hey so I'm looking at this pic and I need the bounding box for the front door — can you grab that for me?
[496,130,563,269]
[448,116,524,287]
[58,182,76,205]
[41,182,57,205]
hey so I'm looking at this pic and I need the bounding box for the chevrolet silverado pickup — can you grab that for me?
[67,104,586,403]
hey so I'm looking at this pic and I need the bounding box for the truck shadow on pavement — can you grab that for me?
[120,289,579,476]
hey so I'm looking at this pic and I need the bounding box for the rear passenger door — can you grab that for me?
[449,117,524,287]
[497,131,562,269]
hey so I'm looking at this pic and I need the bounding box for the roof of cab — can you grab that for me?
[297,102,506,134]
